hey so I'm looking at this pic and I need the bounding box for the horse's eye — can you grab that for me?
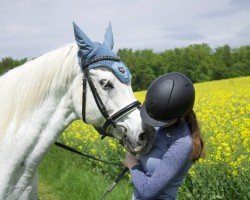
[99,79,114,90]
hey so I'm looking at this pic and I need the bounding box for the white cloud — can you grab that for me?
[0,0,249,59]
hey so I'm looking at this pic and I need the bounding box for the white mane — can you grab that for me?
[0,44,78,142]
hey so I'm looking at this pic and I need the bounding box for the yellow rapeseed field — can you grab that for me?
[60,76,250,178]
[191,77,249,178]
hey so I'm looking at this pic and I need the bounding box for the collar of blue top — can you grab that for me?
[73,22,131,84]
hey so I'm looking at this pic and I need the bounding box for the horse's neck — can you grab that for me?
[0,87,77,199]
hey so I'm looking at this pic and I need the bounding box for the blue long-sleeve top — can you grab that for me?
[130,120,193,200]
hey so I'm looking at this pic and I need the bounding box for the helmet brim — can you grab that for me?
[140,103,173,127]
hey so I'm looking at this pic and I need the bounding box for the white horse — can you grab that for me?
[0,23,155,199]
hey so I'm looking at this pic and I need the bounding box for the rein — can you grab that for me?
[54,142,121,166]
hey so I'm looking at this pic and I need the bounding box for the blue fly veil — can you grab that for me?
[73,22,131,84]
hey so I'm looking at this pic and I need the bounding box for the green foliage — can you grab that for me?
[118,44,250,91]
[178,163,250,200]
[0,57,27,74]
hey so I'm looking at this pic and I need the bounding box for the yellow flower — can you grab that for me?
[59,76,250,177]
[90,149,97,155]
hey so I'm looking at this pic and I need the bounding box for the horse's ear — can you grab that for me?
[103,22,114,50]
[73,22,94,55]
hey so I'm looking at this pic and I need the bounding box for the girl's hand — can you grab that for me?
[123,153,140,169]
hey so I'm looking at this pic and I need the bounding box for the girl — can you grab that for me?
[124,72,205,200]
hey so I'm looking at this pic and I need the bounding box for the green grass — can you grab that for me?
[38,146,132,200]
[38,180,60,200]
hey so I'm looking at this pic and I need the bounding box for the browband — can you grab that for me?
[82,56,121,69]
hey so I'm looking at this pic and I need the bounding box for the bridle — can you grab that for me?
[55,56,137,199]
[56,56,140,200]
[55,56,138,199]
[81,55,141,139]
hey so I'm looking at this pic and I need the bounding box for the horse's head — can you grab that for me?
[71,23,155,154]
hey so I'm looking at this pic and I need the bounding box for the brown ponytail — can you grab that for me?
[185,109,205,162]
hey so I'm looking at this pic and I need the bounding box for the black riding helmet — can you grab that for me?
[140,72,195,127]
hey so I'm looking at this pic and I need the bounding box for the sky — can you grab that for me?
[0,0,250,59]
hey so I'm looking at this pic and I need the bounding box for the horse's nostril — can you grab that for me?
[137,132,146,146]
[139,132,146,140]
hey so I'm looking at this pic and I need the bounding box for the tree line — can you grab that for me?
[0,57,27,75]
[1,44,249,91]
[117,44,250,91]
